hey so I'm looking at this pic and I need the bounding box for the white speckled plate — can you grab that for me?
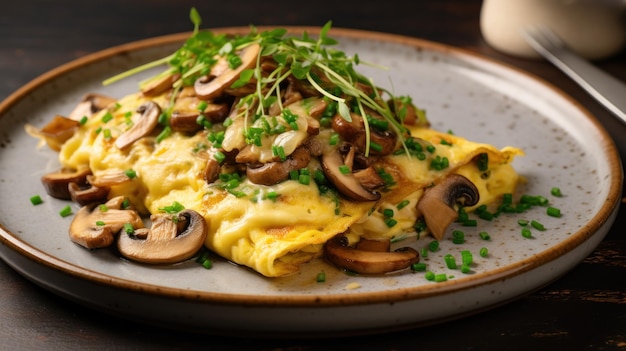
[0,27,621,337]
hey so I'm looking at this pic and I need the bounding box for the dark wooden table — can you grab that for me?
[2,1,625,350]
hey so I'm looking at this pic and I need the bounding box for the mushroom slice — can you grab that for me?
[416,174,480,240]
[25,115,81,152]
[321,151,380,202]
[41,168,92,199]
[194,43,261,100]
[117,209,208,264]
[114,101,161,149]
[246,146,311,185]
[69,196,144,249]
[67,93,117,121]
[324,234,419,274]
[68,182,110,206]
[141,73,181,97]
[87,169,133,188]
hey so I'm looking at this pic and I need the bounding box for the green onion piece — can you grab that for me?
[382,208,394,218]
[197,100,208,112]
[531,220,546,231]
[99,204,109,212]
[96,220,106,226]
[476,153,489,172]
[29,195,43,205]
[123,223,135,235]
[101,112,113,123]
[124,169,137,179]
[328,133,340,145]
[79,116,88,125]
[461,264,471,274]
[298,174,310,185]
[550,187,562,197]
[425,271,436,281]
[316,272,326,283]
[521,228,532,238]
[156,126,172,143]
[461,219,477,227]
[428,240,439,252]
[547,207,561,217]
[214,151,226,164]
[502,193,513,205]
[159,201,185,214]
[103,129,112,139]
[59,205,73,217]
[121,198,131,209]
[452,230,465,244]
[265,191,279,201]
[479,247,489,257]
[411,262,427,272]
[420,247,429,258]
[338,165,350,174]
[479,231,490,240]
[202,259,213,269]
[384,218,398,228]
[461,250,473,265]
[444,254,457,269]
[396,200,410,210]
[434,273,448,282]
[517,219,529,226]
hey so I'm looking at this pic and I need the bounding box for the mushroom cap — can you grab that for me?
[321,151,380,202]
[117,209,208,264]
[416,174,480,240]
[324,234,419,274]
[114,101,161,150]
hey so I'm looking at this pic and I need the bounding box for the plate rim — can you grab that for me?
[0,26,622,308]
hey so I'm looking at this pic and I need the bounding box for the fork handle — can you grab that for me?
[532,44,626,125]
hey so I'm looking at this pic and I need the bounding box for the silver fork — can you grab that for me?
[522,26,626,125]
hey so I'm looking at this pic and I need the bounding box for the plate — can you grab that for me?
[0,27,621,337]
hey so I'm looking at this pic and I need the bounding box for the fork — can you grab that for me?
[522,26,626,125]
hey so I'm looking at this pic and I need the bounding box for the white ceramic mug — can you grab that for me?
[480,0,626,60]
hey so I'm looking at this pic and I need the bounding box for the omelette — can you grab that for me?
[29,21,523,277]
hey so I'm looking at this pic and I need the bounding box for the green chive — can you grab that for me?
[123,223,135,235]
[197,100,208,112]
[384,218,398,228]
[547,207,561,217]
[101,112,113,123]
[461,264,471,274]
[479,231,490,240]
[425,271,436,281]
[434,274,448,282]
[444,254,457,269]
[428,240,439,252]
[124,169,137,179]
[461,250,473,265]
[531,220,545,231]
[316,272,326,283]
[479,247,489,257]
[79,116,88,125]
[396,200,410,210]
[96,220,105,226]
[452,230,465,244]
[411,262,427,272]
[550,187,562,197]
[521,228,532,238]
[338,165,350,174]
[29,195,43,205]
[99,204,109,212]
[298,174,310,185]
[59,205,73,217]
[517,219,529,226]
[214,151,226,164]
[382,208,394,218]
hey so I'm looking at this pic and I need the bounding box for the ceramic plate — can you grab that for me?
[0,27,621,337]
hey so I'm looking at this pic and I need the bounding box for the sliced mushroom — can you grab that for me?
[141,73,181,97]
[67,93,117,121]
[86,169,133,188]
[68,182,110,206]
[388,97,429,127]
[25,115,81,152]
[321,150,380,201]
[203,158,221,184]
[352,166,385,191]
[41,168,92,199]
[246,146,311,185]
[114,101,161,150]
[416,174,480,240]
[324,234,419,274]
[117,209,208,264]
[331,112,397,156]
[69,196,144,249]
[194,43,261,100]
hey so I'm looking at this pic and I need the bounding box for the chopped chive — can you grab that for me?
[101,112,113,123]
[202,259,213,269]
[425,271,436,281]
[461,264,471,274]
[531,220,545,231]
[95,220,106,226]
[124,169,137,179]
[123,223,135,235]
[298,174,310,185]
[428,240,439,252]
[214,151,226,164]
[59,205,73,217]
[434,273,448,282]
[29,195,43,205]
[99,204,109,212]
[479,231,490,240]
[411,262,427,272]
[444,254,457,269]
[382,208,394,218]
[102,129,112,139]
[517,219,529,226]
[396,200,410,210]
[461,250,473,265]
[461,219,477,227]
[79,116,88,125]
[384,218,398,228]
[547,207,561,217]
[452,230,465,244]
[156,126,172,143]
[328,133,340,145]
[338,165,350,174]
[479,247,489,257]
[197,100,208,112]
[521,227,532,238]
[550,187,562,197]
[316,272,326,283]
